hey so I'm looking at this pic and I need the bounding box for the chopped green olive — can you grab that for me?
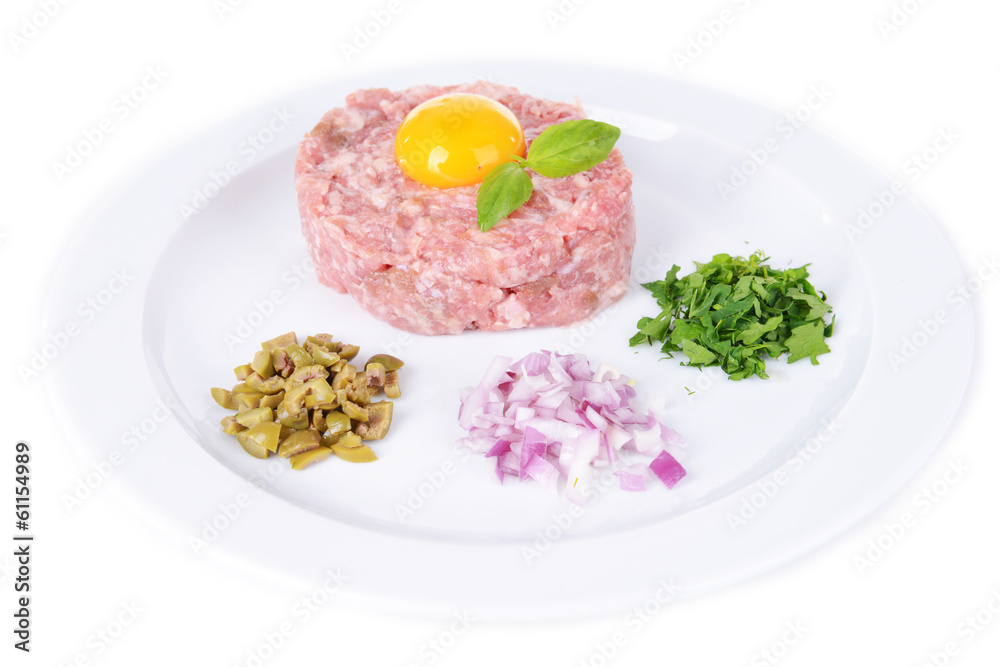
[235,391,265,409]
[330,442,377,463]
[341,400,368,422]
[246,372,284,395]
[365,354,405,372]
[304,379,337,408]
[211,387,239,410]
[285,343,313,369]
[320,430,343,448]
[276,400,310,429]
[290,447,332,470]
[304,335,339,357]
[238,420,281,454]
[261,332,297,352]
[272,348,294,377]
[311,347,340,366]
[251,349,274,378]
[221,415,245,435]
[235,406,273,428]
[355,401,392,440]
[286,364,329,390]
[325,411,351,436]
[286,377,335,414]
[310,408,326,431]
[336,432,363,449]
[237,435,270,459]
[259,391,284,410]
[348,374,372,405]
[337,343,360,361]
[384,370,401,398]
[365,362,386,389]
[331,364,356,391]
[279,430,321,459]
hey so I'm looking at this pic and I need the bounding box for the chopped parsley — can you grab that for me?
[630,251,835,380]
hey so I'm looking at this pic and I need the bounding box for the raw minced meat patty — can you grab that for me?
[295,81,635,335]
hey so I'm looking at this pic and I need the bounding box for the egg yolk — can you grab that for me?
[394,93,527,189]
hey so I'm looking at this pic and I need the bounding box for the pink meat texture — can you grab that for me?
[295,81,635,335]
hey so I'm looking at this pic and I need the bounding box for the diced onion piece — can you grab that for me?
[485,440,511,458]
[649,450,686,489]
[524,455,559,491]
[632,422,663,454]
[606,424,632,451]
[594,362,621,382]
[619,464,647,491]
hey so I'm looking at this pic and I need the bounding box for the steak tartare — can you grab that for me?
[295,81,635,335]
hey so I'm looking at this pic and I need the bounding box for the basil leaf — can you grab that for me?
[476,162,533,232]
[525,120,621,178]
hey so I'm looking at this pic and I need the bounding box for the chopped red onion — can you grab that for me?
[458,351,688,503]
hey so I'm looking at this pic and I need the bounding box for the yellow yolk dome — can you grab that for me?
[394,93,527,189]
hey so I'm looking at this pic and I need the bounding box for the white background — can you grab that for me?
[3,0,998,665]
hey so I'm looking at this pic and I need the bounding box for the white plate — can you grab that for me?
[46,62,973,620]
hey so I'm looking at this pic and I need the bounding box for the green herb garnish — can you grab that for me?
[476,119,621,232]
[630,251,835,380]
[476,162,534,231]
